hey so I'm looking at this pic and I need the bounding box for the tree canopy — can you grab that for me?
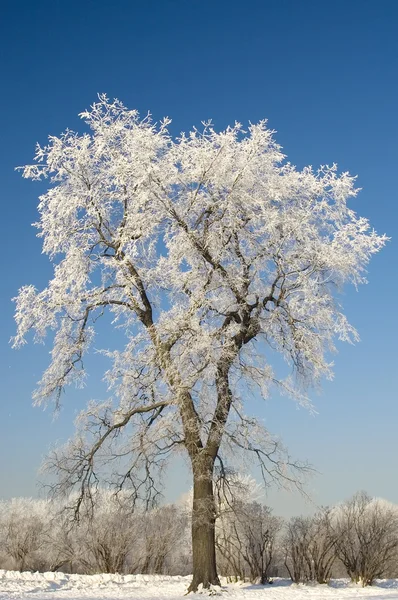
[13,95,386,590]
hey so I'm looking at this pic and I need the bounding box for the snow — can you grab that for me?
[2,572,398,600]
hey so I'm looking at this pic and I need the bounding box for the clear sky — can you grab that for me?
[0,0,397,517]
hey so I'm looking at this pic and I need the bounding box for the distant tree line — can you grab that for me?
[0,484,397,587]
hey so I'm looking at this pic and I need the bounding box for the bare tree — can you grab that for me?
[283,516,310,583]
[214,473,281,582]
[77,490,140,574]
[215,474,260,581]
[236,502,281,583]
[138,504,187,575]
[307,509,336,583]
[40,502,78,572]
[13,95,386,590]
[0,498,48,571]
[333,492,398,586]
[283,509,335,584]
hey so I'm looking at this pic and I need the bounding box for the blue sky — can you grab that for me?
[0,0,397,516]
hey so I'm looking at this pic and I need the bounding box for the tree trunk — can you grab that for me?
[188,456,221,592]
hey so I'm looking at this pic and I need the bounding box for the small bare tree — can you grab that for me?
[40,502,78,572]
[308,509,336,583]
[283,516,310,583]
[13,95,386,590]
[333,492,398,586]
[236,502,281,583]
[139,504,187,575]
[215,474,281,582]
[0,498,48,571]
[283,509,335,583]
[76,490,139,574]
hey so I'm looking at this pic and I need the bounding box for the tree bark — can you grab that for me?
[188,455,221,592]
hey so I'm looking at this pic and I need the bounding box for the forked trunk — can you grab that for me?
[188,457,221,592]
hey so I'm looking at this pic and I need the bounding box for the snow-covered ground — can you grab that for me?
[2,572,398,600]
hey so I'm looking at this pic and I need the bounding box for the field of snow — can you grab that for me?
[2,572,398,600]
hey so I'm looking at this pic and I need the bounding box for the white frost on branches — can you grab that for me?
[13,94,387,499]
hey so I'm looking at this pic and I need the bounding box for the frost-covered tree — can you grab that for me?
[333,492,398,586]
[42,502,80,573]
[0,498,48,571]
[13,95,386,591]
[74,489,140,574]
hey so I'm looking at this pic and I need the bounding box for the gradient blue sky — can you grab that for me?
[0,0,397,516]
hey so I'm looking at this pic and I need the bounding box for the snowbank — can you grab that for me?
[2,571,398,599]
